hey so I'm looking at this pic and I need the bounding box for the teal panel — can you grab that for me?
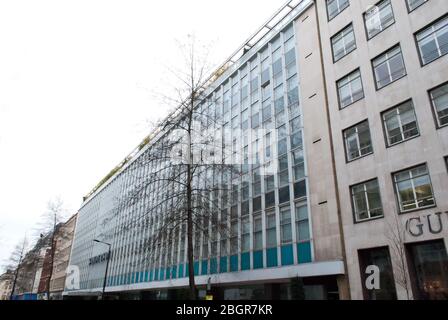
[150,270,154,282]
[297,241,312,264]
[172,266,177,279]
[267,248,278,267]
[201,260,208,275]
[194,262,199,276]
[281,245,294,266]
[230,255,238,272]
[185,263,189,276]
[220,256,228,273]
[165,268,170,279]
[178,264,184,278]
[154,269,159,281]
[210,258,217,274]
[145,271,149,282]
[253,251,263,269]
[241,252,250,270]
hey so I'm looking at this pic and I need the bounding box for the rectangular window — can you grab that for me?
[230,220,238,255]
[292,149,305,181]
[416,15,448,65]
[343,120,373,161]
[332,24,356,62]
[445,156,448,172]
[295,203,310,241]
[429,83,448,128]
[372,45,406,89]
[351,179,384,222]
[358,247,397,300]
[382,100,419,146]
[241,216,250,252]
[280,207,292,244]
[407,0,427,12]
[253,214,263,251]
[327,0,349,21]
[337,69,364,108]
[364,0,395,39]
[393,164,435,213]
[266,210,277,248]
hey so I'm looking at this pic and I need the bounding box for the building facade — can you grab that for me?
[0,270,13,300]
[315,0,448,300]
[49,214,78,300]
[65,0,448,300]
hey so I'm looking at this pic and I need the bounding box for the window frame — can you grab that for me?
[326,0,350,22]
[371,44,407,90]
[336,68,365,109]
[331,23,357,63]
[392,163,437,214]
[428,81,448,129]
[381,99,420,148]
[406,0,428,13]
[343,119,374,163]
[445,156,448,173]
[414,14,448,66]
[363,0,396,40]
[350,178,384,224]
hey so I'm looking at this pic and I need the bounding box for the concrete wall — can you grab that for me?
[295,3,349,298]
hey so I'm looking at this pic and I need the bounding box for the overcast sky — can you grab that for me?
[0,0,286,269]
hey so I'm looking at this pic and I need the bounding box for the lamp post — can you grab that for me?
[93,239,111,300]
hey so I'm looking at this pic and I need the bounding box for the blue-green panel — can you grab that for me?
[220,256,228,273]
[201,260,208,275]
[297,241,312,264]
[166,268,170,279]
[134,272,138,283]
[281,245,294,266]
[172,266,177,279]
[194,262,199,276]
[160,268,165,280]
[154,269,159,281]
[267,248,278,267]
[241,252,250,270]
[145,271,149,282]
[127,273,131,284]
[185,263,189,276]
[150,270,154,281]
[230,255,238,272]
[178,264,184,278]
[253,251,263,269]
[210,258,217,274]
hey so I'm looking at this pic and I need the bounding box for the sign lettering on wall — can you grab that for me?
[406,212,448,238]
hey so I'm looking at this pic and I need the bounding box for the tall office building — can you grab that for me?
[65,0,448,300]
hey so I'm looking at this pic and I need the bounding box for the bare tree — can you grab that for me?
[33,197,69,299]
[386,215,411,300]
[5,236,28,300]
[97,36,240,300]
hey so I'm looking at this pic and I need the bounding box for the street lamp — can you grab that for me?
[93,239,111,300]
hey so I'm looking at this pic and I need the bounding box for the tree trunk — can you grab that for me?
[186,102,197,300]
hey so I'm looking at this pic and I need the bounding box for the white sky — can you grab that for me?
[0,0,286,268]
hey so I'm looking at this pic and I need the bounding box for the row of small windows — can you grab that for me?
[343,85,448,163]
[327,0,428,22]
[351,162,440,223]
[330,1,447,68]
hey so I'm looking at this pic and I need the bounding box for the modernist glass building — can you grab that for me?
[66,0,347,300]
